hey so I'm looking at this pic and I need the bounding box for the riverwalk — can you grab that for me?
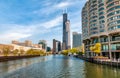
[75,55,120,67]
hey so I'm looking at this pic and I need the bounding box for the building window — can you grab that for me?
[111,44,116,50]
[111,43,120,50]
[99,3,104,7]
[100,29,105,32]
[107,2,114,8]
[100,37,108,42]
[107,10,120,17]
[99,7,104,11]
[102,44,109,50]
[99,16,105,19]
[90,27,98,31]
[107,6,120,13]
[99,20,105,24]
[107,15,120,22]
[108,20,120,27]
[90,31,98,35]
[99,12,104,16]
[106,0,113,4]
[100,24,105,28]
[108,25,120,31]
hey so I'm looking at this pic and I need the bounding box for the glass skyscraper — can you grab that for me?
[72,32,82,48]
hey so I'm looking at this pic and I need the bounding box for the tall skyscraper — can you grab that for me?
[72,32,82,48]
[62,13,71,50]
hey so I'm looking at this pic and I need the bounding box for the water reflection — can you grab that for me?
[0,55,119,78]
[84,62,120,78]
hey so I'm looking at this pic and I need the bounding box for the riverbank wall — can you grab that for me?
[75,55,120,67]
[0,55,40,62]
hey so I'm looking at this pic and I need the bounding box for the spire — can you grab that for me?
[62,8,68,14]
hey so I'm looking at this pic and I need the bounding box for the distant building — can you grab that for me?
[53,39,61,53]
[11,40,42,51]
[58,41,61,52]
[38,40,47,51]
[12,40,32,47]
[72,32,82,48]
[62,13,71,50]
[25,40,32,46]
[47,46,51,52]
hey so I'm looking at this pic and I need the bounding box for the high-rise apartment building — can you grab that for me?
[82,0,120,60]
[62,13,71,50]
[72,32,82,48]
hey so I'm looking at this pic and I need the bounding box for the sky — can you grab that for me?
[0,0,87,48]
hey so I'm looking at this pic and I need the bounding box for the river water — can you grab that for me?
[0,55,120,78]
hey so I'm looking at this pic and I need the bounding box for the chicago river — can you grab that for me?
[0,55,120,78]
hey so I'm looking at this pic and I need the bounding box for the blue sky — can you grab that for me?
[0,0,87,47]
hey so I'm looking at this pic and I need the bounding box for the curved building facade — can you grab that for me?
[82,0,120,60]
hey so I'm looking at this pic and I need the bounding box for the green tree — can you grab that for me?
[90,43,101,54]
[61,50,69,55]
[20,49,25,55]
[13,49,19,56]
[26,49,45,56]
[3,47,10,56]
[70,48,79,54]
[26,49,33,55]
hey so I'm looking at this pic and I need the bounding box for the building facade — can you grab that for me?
[38,40,47,51]
[53,39,61,53]
[82,0,120,60]
[62,13,71,50]
[72,32,82,48]
[12,40,42,51]
[12,40,32,47]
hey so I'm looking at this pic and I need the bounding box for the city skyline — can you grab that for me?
[0,0,87,47]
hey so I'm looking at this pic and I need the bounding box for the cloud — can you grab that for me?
[33,1,73,16]
[0,24,35,43]
[0,33,31,40]
[40,16,62,28]
[56,2,72,8]
[0,15,62,43]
